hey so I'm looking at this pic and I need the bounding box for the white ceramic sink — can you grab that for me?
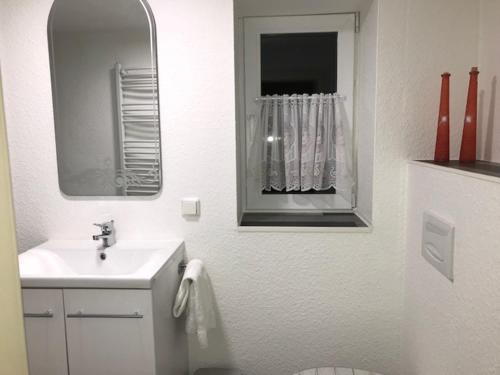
[18,240,185,289]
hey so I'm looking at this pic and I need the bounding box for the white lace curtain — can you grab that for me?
[247,93,354,199]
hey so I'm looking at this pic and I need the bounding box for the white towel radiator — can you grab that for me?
[115,63,161,196]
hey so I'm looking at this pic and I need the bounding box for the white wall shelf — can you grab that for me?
[410,160,500,185]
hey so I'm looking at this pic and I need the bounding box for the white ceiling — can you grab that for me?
[50,0,152,32]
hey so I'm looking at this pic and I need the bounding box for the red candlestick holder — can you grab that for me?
[434,73,451,162]
[459,67,479,163]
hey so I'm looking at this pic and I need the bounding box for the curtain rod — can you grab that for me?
[255,94,347,102]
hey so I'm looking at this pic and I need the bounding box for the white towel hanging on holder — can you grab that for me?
[173,259,216,349]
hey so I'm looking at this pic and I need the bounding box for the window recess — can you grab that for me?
[237,13,362,227]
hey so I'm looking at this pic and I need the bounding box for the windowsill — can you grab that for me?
[411,160,500,183]
[237,212,371,233]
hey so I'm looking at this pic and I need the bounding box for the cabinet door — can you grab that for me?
[22,289,68,375]
[64,289,156,375]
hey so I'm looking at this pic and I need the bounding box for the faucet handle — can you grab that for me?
[93,220,114,232]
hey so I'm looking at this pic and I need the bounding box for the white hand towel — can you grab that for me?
[173,259,216,349]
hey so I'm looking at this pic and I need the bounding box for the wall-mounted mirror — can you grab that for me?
[48,0,161,197]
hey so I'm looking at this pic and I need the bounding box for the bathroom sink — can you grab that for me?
[18,240,185,289]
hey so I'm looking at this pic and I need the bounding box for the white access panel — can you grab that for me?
[422,211,455,281]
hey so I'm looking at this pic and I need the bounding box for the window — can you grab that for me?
[236,13,363,227]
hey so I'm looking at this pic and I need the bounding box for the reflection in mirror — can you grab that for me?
[48,0,161,197]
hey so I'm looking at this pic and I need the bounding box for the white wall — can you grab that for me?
[478,0,500,163]
[400,1,500,374]
[355,2,377,222]
[397,1,500,373]
[402,0,480,161]
[404,163,500,375]
[0,1,408,374]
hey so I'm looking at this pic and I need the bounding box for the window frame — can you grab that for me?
[237,13,358,218]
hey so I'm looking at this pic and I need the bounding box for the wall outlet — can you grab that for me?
[181,198,200,216]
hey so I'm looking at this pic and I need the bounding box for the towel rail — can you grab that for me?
[115,62,161,196]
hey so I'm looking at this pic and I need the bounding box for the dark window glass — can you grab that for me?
[260,32,338,96]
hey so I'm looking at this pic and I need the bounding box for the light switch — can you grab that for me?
[422,211,455,281]
[181,198,200,216]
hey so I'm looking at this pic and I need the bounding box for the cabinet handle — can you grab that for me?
[66,311,143,319]
[24,309,54,318]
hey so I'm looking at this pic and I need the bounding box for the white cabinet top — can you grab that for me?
[18,240,184,289]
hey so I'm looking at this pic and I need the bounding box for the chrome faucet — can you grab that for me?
[92,220,116,248]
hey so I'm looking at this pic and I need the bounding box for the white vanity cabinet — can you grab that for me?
[21,242,188,375]
[23,284,187,375]
[22,289,68,375]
